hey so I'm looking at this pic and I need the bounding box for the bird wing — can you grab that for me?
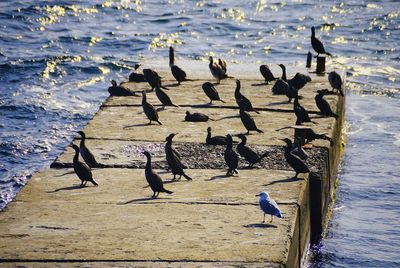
[260,198,281,216]
[75,161,93,181]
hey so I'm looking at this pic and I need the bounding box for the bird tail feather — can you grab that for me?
[183,173,193,181]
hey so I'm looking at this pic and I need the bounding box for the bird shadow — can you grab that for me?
[47,184,94,193]
[264,176,304,186]
[118,196,172,205]
[267,101,289,106]
[243,223,277,228]
[123,123,151,129]
[251,82,268,86]
[206,174,233,181]
[54,171,75,177]
[216,115,239,121]
[164,83,179,87]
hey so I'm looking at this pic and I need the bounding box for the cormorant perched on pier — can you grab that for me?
[239,108,264,134]
[235,79,259,114]
[209,56,231,84]
[259,65,277,84]
[129,64,146,82]
[224,134,239,176]
[169,46,189,85]
[206,127,227,145]
[142,91,162,125]
[272,64,289,95]
[289,72,312,91]
[281,138,310,178]
[71,144,98,187]
[202,82,225,104]
[155,84,178,109]
[77,131,98,168]
[273,64,311,94]
[293,97,313,124]
[143,151,173,198]
[143,68,168,91]
[285,84,299,103]
[315,90,338,119]
[311,26,332,57]
[108,80,136,96]
[165,133,192,181]
[291,137,309,161]
[185,111,213,122]
[256,191,283,223]
[237,134,268,168]
[305,128,333,145]
[328,71,344,96]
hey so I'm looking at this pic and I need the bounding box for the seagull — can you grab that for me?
[256,191,283,223]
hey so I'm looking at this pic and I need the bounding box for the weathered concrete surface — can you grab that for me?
[62,106,335,145]
[0,168,305,266]
[0,60,344,267]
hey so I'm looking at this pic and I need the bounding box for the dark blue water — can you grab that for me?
[0,1,399,266]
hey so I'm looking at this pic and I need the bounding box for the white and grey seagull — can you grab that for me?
[256,191,283,223]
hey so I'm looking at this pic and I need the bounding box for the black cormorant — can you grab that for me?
[77,131,98,168]
[281,138,310,178]
[272,64,289,95]
[143,68,168,91]
[143,151,173,198]
[202,82,225,104]
[169,46,189,85]
[206,127,227,145]
[239,108,264,134]
[235,79,259,114]
[285,84,299,103]
[224,134,239,176]
[237,134,268,168]
[108,80,136,96]
[259,65,277,84]
[155,84,178,108]
[293,97,313,124]
[289,72,312,90]
[142,91,162,125]
[315,90,338,119]
[71,144,98,187]
[328,71,344,96]
[129,64,146,82]
[311,26,332,57]
[185,111,213,122]
[165,133,192,181]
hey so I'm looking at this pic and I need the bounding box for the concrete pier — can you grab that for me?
[0,61,345,267]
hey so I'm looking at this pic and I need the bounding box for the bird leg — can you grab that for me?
[270,215,273,223]
[262,213,265,223]
[148,120,152,125]
[152,192,156,198]
[80,181,84,187]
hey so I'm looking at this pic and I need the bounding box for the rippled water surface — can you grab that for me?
[0,0,399,266]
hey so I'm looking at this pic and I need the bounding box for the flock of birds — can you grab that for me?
[69,26,343,223]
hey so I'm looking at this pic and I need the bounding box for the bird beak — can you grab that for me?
[255,194,260,197]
